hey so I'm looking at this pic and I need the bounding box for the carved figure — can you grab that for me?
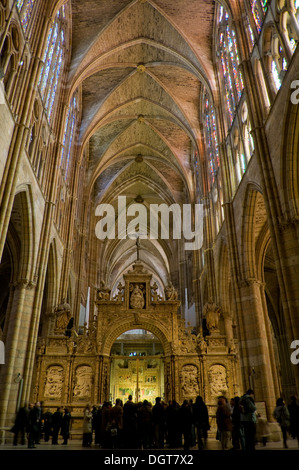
[73,366,92,398]
[208,364,228,397]
[97,281,111,300]
[54,299,71,331]
[180,365,199,396]
[151,282,162,301]
[165,283,178,300]
[44,366,64,398]
[197,334,207,354]
[129,283,145,309]
[114,282,124,301]
[228,338,236,354]
[203,298,221,332]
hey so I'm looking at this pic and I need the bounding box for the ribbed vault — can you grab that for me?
[68,0,218,289]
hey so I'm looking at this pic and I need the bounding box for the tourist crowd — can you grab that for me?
[11,392,299,450]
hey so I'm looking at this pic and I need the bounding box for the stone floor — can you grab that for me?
[1,436,299,451]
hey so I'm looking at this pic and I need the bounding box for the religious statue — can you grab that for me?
[97,280,111,300]
[113,282,124,301]
[164,283,178,301]
[129,283,145,309]
[197,334,207,354]
[151,282,162,301]
[54,299,72,332]
[228,338,236,354]
[203,297,221,332]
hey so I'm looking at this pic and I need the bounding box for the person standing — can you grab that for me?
[239,389,257,451]
[110,398,124,448]
[273,398,290,448]
[231,397,244,450]
[288,395,299,447]
[216,397,232,450]
[123,395,138,448]
[61,407,72,445]
[82,404,93,447]
[165,400,181,448]
[42,408,53,442]
[179,400,193,451]
[52,407,63,445]
[138,400,152,450]
[12,404,29,446]
[27,402,41,448]
[192,396,210,450]
[152,397,165,449]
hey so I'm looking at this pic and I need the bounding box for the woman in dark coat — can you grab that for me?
[216,397,232,450]
[179,400,193,450]
[192,396,210,449]
[61,407,72,445]
[52,407,63,445]
[13,404,29,446]
[138,400,152,449]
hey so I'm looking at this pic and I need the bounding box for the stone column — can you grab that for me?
[0,279,36,428]
[238,279,277,419]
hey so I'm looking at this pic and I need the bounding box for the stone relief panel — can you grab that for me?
[180,364,200,397]
[73,365,93,400]
[208,364,228,397]
[44,365,64,399]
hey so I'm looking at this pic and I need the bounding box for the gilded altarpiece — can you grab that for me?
[32,262,240,433]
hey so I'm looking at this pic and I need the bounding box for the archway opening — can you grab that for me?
[109,329,164,404]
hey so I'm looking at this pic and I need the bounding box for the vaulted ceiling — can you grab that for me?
[67,0,218,288]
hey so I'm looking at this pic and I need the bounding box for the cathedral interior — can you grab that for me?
[0,0,299,442]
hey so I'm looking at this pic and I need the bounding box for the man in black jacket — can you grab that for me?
[61,407,72,445]
[27,402,42,448]
[13,404,29,446]
[152,397,165,449]
[52,406,63,445]
[239,389,256,451]
[193,396,210,449]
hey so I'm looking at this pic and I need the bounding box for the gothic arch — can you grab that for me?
[281,92,299,219]
[38,240,59,337]
[241,183,267,281]
[13,185,35,283]
[102,320,172,357]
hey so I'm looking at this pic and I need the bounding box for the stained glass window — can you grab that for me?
[250,0,267,33]
[16,0,36,32]
[60,92,80,181]
[16,0,25,9]
[203,91,224,231]
[218,7,244,125]
[204,94,220,186]
[38,5,67,122]
[272,60,282,90]
[247,20,255,50]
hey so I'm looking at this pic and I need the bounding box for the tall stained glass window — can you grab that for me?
[16,0,36,32]
[203,91,224,231]
[250,0,267,33]
[204,94,220,187]
[38,4,68,122]
[60,91,80,181]
[218,6,244,126]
